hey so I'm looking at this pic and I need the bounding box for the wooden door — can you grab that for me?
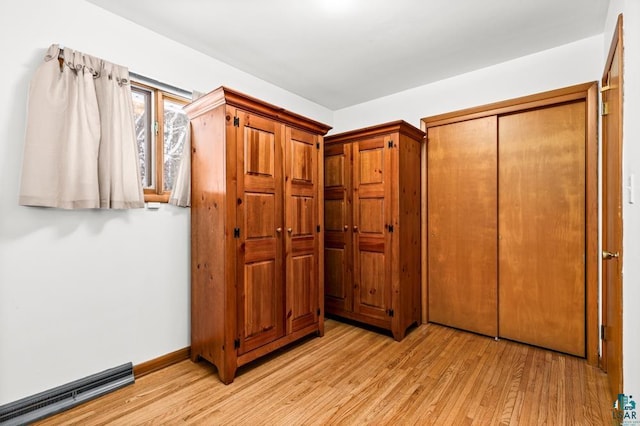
[602,14,623,398]
[427,117,498,336]
[498,102,586,357]
[324,142,352,314]
[236,110,285,354]
[285,127,320,333]
[353,136,391,325]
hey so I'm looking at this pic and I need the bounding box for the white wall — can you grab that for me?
[605,0,640,395]
[0,0,332,405]
[331,35,603,134]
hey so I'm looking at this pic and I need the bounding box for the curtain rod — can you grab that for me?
[129,72,192,99]
[55,45,191,100]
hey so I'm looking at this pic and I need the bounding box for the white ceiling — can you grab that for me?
[87,0,609,110]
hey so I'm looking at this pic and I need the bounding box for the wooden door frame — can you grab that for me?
[421,81,599,365]
[601,14,624,396]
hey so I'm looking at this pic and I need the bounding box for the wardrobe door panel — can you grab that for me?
[427,117,498,336]
[236,111,284,354]
[498,101,586,357]
[353,136,391,322]
[324,143,352,313]
[286,128,320,332]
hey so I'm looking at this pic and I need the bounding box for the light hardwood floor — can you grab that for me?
[36,320,612,425]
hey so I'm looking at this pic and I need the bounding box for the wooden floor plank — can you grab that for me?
[35,320,612,425]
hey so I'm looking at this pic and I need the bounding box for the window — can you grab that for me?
[131,81,190,202]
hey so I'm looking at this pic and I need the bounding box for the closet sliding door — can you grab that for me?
[423,82,597,362]
[427,117,498,337]
[498,101,586,357]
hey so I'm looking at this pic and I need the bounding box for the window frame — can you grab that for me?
[131,80,190,203]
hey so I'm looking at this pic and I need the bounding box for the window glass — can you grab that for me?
[131,87,153,188]
[163,99,189,192]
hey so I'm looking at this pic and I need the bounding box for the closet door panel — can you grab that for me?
[324,143,352,313]
[498,101,586,357]
[427,117,498,336]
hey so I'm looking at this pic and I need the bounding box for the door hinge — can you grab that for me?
[601,101,609,116]
[601,324,606,341]
[316,142,320,150]
[233,228,240,238]
[317,308,321,316]
[233,116,240,127]
[317,225,321,232]
[234,338,240,349]
[388,225,394,233]
[388,140,393,148]
[387,309,394,317]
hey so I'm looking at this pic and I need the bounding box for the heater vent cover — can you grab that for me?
[0,362,134,425]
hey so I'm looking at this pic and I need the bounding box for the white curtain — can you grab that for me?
[19,44,144,209]
[168,124,191,207]
[169,90,204,207]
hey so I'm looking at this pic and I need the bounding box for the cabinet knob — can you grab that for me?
[287,228,293,234]
[344,225,349,231]
[353,225,359,232]
[276,227,282,233]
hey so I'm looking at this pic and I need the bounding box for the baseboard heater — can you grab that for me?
[0,362,134,425]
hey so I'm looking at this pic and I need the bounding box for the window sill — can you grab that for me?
[144,192,170,203]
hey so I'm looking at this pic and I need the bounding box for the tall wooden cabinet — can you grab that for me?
[324,121,424,341]
[422,83,598,361]
[186,87,331,384]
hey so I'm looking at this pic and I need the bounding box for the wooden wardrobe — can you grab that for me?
[422,83,598,361]
[324,121,424,341]
[186,87,331,384]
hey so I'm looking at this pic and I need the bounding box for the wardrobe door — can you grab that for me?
[353,136,391,324]
[427,117,498,336]
[236,110,285,354]
[285,127,320,333]
[324,143,352,313]
[498,101,586,357]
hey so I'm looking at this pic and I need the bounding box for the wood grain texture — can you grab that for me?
[324,143,352,314]
[601,14,624,399]
[421,130,428,324]
[427,116,498,337]
[133,347,190,378]
[185,86,332,135]
[324,121,423,341]
[286,127,320,334]
[395,132,422,339]
[421,82,597,128]
[186,89,329,384]
[423,82,599,365]
[36,320,612,426]
[237,110,285,355]
[188,103,230,377]
[324,120,425,146]
[353,136,390,325]
[585,83,598,367]
[498,101,586,357]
